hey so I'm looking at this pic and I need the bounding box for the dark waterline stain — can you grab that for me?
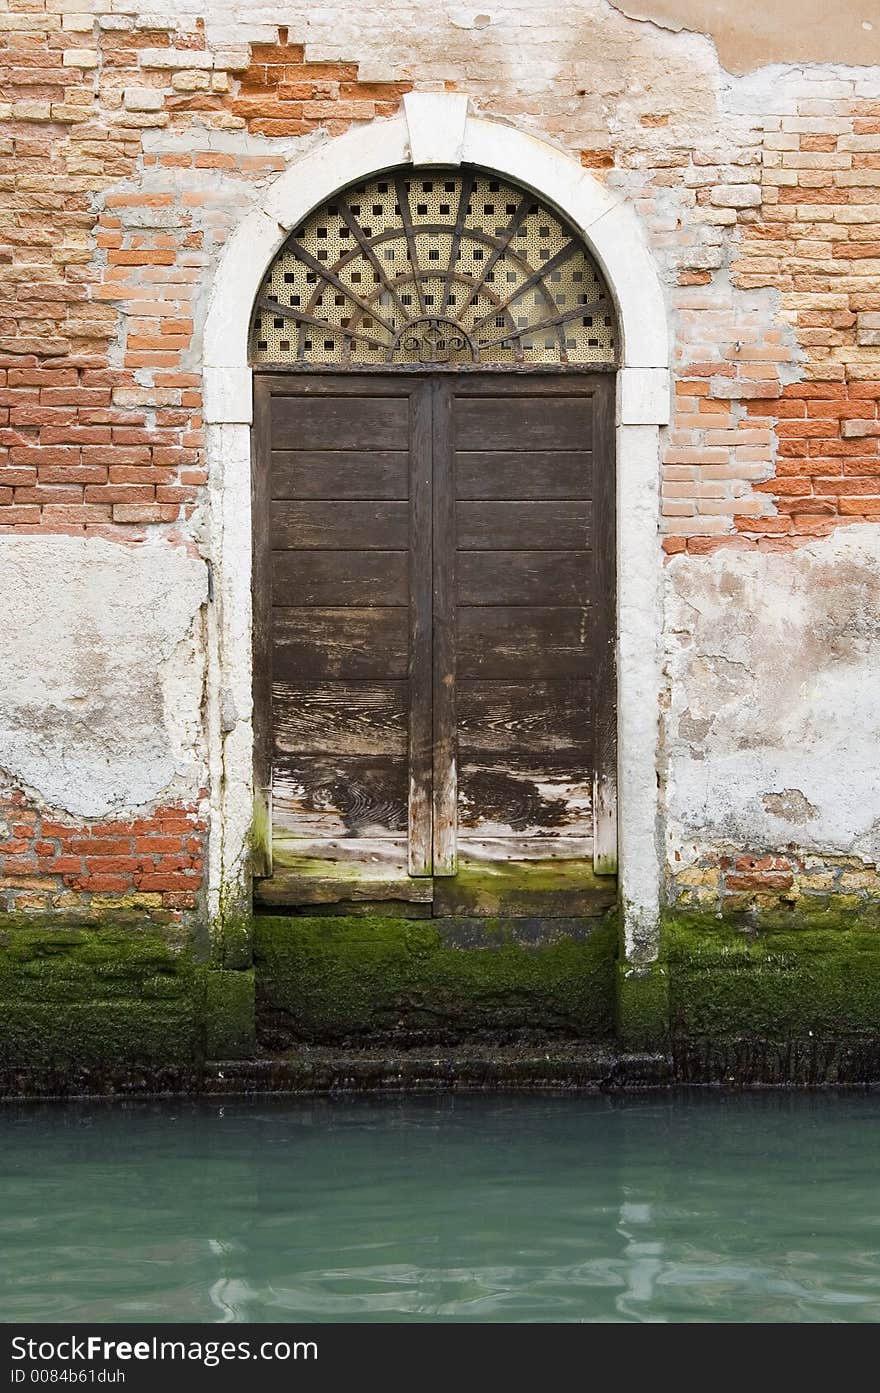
[3,1093,880,1323]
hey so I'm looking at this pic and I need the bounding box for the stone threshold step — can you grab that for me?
[0,1046,668,1099]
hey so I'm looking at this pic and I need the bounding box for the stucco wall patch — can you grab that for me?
[0,539,208,819]
[605,1,880,73]
[664,525,880,867]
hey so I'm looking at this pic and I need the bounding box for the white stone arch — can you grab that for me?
[203,94,670,960]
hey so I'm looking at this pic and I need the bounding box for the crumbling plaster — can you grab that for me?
[0,538,208,819]
[664,525,880,868]
[605,1,880,75]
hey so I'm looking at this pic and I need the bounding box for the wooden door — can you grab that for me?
[253,375,433,905]
[253,372,616,913]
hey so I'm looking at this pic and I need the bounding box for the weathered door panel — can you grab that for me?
[253,372,616,911]
[432,377,614,913]
[255,376,432,904]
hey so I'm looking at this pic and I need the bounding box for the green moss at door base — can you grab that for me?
[6,908,880,1075]
[255,913,618,1045]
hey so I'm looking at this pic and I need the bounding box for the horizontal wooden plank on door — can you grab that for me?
[272,681,408,756]
[455,835,594,862]
[453,835,590,858]
[258,833,433,906]
[273,754,408,836]
[256,877,434,905]
[455,450,592,500]
[271,501,409,551]
[457,607,591,679]
[270,393,410,450]
[456,501,591,551]
[432,866,615,919]
[457,679,591,754]
[274,836,410,867]
[273,607,409,679]
[271,449,409,500]
[454,395,593,452]
[457,552,589,606]
[272,551,409,606]
[458,756,592,837]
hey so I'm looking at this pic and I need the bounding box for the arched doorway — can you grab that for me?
[250,166,619,917]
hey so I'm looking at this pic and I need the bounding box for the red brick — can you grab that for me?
[134,836,186,854]
[725,873,795,891]
[840,496,880,514]
[0,840,32,856]
[135,872,200,891]
[69,875,130,893]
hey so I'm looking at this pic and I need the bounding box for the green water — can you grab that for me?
[3,1094,880,1323]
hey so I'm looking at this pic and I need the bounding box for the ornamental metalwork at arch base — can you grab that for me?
[249,167,618,370]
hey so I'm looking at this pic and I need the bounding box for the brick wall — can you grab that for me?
[0,11,415,920]
[0,18,402,540]
[0,786,204,919]
[672,850,880,916]
[660,78,880,555]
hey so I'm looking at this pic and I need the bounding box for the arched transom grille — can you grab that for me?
[250,168,617,368]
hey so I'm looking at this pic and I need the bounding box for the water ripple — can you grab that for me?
[2,1094,880,1322]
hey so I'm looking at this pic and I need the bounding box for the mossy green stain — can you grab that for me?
[663,912,880,1041]
[254,913,617,1043]
[6,904,880,1071]
[614,908,880,1052]
[616,961,670,1051]
[0,926,254,1066]
[267,852,615,897]
[205,969,256,1058]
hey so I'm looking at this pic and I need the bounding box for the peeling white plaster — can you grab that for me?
[0,538,208,819]
[665,526,880,867]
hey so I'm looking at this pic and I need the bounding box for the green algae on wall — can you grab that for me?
[6,905,880,1074]
[0,923,254,1066]
[616,960,670,1051]
[615,908,880,1053]
[665,912,880,1043]
[255,913,618,1045]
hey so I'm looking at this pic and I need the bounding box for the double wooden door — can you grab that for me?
[253,373,616,911]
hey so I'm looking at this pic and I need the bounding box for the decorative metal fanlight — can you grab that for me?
[250,168,617,368]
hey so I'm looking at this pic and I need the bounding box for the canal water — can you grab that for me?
[3,1093,880,1323]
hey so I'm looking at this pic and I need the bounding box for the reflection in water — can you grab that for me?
[616,1197,664,1320]
[2,1094,880,1322]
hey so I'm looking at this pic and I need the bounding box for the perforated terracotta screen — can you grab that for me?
[250,168,618,368]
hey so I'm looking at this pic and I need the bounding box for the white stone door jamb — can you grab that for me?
[202,93,670,961]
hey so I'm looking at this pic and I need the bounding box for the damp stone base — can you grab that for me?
[2,912,880,1089]
[254,914,619,1048]
[0,920,255,1069]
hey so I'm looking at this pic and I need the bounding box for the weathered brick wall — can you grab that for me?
[0,0,878,923]
[661,77,880,556]
[0,9,402,921]
[0,786,203,918]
